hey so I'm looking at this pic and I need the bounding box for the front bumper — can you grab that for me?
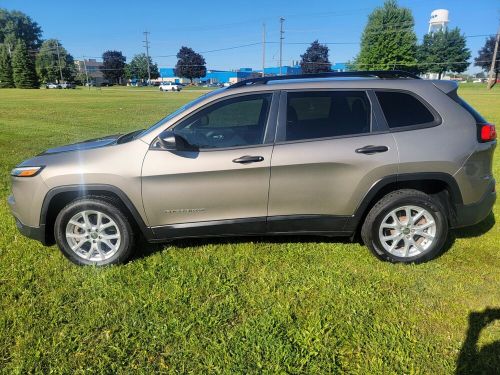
[8,194,47,245]
[452,185,496,228]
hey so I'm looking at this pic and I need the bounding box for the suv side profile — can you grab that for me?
[8,71,496,266]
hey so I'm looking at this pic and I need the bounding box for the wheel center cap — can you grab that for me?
[90,232,98,239]
[402,228,411,235]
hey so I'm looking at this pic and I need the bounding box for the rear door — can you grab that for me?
[267,89,399,233]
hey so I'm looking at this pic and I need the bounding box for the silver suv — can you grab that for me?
[8,71,497,266]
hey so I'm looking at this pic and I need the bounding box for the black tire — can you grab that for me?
[54,197,135,266]
[361,189,448,264]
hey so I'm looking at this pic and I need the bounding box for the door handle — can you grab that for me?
[232,155,264,164]
[355,145,389,154]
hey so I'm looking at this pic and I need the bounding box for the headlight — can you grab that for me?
[11,166,44,177]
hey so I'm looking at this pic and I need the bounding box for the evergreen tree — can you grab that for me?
[300,40,332,74]
[355,0,418,71]
[175,46,206,83]
[418,28,470,79]
[36,39,76,83]
[0,44,14,88]
[12,39,38,88]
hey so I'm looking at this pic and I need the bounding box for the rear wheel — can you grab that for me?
[361,189,448,263]
[54,198,135,266]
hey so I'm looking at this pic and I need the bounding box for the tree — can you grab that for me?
[124,53,159,82]
[300,40,332,74]
[0,44,14,87]
[475,36,500,82]
[12,39,38,88]
[174,46,206,83]
[418,28,471,79]
[0,9,42,53]
[35,39,76,83]
[101,50,126,84]
[354,0,418,71]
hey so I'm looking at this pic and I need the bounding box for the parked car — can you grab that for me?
[8,71,496,266]
[159,82,182,92]
[45,83,61,89]
[60,82,76,89]
[473,79,485,83]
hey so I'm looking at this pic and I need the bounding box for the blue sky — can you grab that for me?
[2,0,498,72]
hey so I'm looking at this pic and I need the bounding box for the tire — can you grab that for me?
[54,197,135,266]
[361,189,448,264]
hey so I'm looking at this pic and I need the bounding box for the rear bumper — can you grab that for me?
[452,185,496,228]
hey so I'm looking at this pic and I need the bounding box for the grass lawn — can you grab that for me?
[0,84,499,374]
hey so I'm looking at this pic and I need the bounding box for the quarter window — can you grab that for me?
[285,91,371,141]
[376,91,435,128]
[174,93,272,149]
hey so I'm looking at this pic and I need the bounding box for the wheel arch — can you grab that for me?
[41,184,154,245]
[347,172,462,233]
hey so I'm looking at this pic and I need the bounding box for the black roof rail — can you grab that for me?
[228,70,421,89]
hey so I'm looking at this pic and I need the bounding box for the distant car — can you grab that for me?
[159,82,182,92]
[60,83,76,89]
[473,79,484,83]
[45,83,61,89]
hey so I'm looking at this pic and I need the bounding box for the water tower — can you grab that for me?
[428,9,449,33]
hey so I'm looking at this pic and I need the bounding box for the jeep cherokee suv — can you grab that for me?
[8,71,496,266]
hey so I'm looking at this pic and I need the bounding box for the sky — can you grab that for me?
[1,0,499,73]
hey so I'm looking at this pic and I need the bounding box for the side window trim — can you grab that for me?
[373,89,442,132]
[275,89,376,144]
[152,91,279,151]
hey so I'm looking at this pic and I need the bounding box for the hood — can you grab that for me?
[40,134,120,155]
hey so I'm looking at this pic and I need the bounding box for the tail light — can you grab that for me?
[478,123,497,143]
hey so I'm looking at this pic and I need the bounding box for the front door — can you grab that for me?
[142,92,277,239]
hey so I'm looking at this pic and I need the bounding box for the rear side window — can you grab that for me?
[376,91,435,128]
[285,91,371,141]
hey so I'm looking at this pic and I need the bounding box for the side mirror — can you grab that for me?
[157,130,177,150]
[157,130,198,151]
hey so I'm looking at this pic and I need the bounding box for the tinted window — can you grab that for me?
[174,93,272,149]
[285,91,371,141]
[376,91,435,128]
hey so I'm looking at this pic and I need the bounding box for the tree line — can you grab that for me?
[299,0,498,80]
[1,3,498,89]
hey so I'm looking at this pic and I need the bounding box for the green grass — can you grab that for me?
[0,85,499,374]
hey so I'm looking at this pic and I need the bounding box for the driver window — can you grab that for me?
[173,93,272,149]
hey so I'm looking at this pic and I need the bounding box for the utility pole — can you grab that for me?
[487,26,500,90]
[82,56,90,90]
[262,23,266,77]
[56,40,64,83]
[143,31,151,84]
[279,17,285,76]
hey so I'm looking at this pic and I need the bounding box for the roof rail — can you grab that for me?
[228,70,421,89]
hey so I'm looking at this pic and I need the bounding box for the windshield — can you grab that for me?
[135,89,224,138]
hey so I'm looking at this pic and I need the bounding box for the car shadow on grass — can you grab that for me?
[131,212,495,262]
[131,234,355,261]
[456,308,500,375]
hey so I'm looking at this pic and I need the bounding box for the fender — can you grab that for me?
[40,184,155,241]
[345,172,463,231]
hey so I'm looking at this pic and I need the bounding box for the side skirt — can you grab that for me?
[151,215,353,242]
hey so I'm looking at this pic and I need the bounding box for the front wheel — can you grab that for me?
[361,189,448,263]
[54,198,135,266]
